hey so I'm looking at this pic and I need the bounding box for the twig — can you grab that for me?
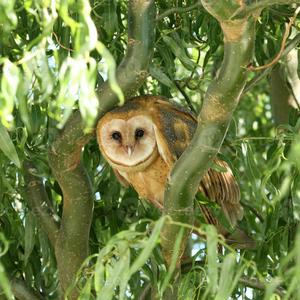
[241,201,265,223]
[242,33,300,95]
[181,261,286,297]
[183,48,201,89]
[174,80,197,113]
[157,1,202,21]
[52,31,73,52]
[138,283,151,300]
[23,161,59,248]
[247,7,300,72]
[239,276,285,298]
[10,278,43,300]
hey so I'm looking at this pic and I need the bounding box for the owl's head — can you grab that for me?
[97,114,158,172]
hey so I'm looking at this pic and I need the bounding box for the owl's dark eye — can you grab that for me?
[112,131,122,141]
[135,129,144,139]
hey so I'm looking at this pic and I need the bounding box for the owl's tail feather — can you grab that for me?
[224,228,256,249]
[198,204,256,249]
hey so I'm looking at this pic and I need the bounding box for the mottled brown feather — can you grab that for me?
[98,95,243,227]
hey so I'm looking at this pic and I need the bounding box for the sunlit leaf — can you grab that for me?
[0,122,21,168]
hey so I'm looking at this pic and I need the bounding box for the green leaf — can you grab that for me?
[150,65,173,87]
[0,233,9,257]
[0,122,21,168]
[128,217,165,277]
[79,277,92,300]
[96,242,130,300]
[162,35,198,71]
[0,263,13,300]
[0,0,17,34]
[96,41,124,105]
[205,225,218,297]
[24,211,36,265]
[0,59,19,126]
[216,253,237,300]
[102,0,119,39]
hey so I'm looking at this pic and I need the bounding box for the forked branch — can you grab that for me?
[48,0,156,298]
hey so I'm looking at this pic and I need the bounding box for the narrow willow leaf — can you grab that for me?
[263,277,283,300]
[97,243,130,300]
[205,225,218,297]
[291,175,300,221]
[17,80,33,134]
[79,277,92,300]
[78,58,99,130]
[0,59,19,126]
[149,65,173,87]
[94,245,114,295]
[162,36,197,71]
[0,122,21,168]
[0,233,9,257]
[102,0,118,39]
[0,0,17,33]
[56,57,99,130]
[128,217,165,277]
[24,211,36,265]
[242,142,261,180]
[160,226,184,296]
[96,41,124,105]
[157,42,175,77]
[0,263,13,300]
[215,253,236,300]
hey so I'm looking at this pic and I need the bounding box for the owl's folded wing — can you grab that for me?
[199,159,243,227]
[153,99,243,227]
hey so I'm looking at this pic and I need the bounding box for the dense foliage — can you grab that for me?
[0,0,300,299]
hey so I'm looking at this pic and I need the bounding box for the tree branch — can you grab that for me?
[239,276,285,298]
[247,6,300,71]
[157,1,202,21]
[242,33,300,95]
[181,262,286,297]
[23,161,59,248]
[48,0,156,298]
[10,278,43,300]
[161,0,257,288]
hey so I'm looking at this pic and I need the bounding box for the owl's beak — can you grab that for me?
[125,145,134,157]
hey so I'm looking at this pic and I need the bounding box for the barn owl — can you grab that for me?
[97,95,244,233]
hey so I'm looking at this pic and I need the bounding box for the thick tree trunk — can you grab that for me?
[161,1,259,298]
[47,1,156,298]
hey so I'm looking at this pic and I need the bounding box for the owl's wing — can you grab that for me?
[152,98,197,166]
[199,160,243,227]
[151,98,243,227]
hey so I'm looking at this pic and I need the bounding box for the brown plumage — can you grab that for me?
[97,95,245,233]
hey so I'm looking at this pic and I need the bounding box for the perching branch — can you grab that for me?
[239,276,285,298]
[242,33,300,95]
[181,262,286,297]
[10,278,43,300]
[157,1,202,21]
[23,161,59,248]
[48,0,156,298]
[248,6,300,71]
[162,0,257,275]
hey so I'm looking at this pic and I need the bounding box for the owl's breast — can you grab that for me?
[120,155,170,209]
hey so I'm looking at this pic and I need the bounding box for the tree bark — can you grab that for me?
[48,1,156,298]
[161,1,258,298]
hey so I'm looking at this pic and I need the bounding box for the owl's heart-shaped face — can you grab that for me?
[98,115,157,169]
